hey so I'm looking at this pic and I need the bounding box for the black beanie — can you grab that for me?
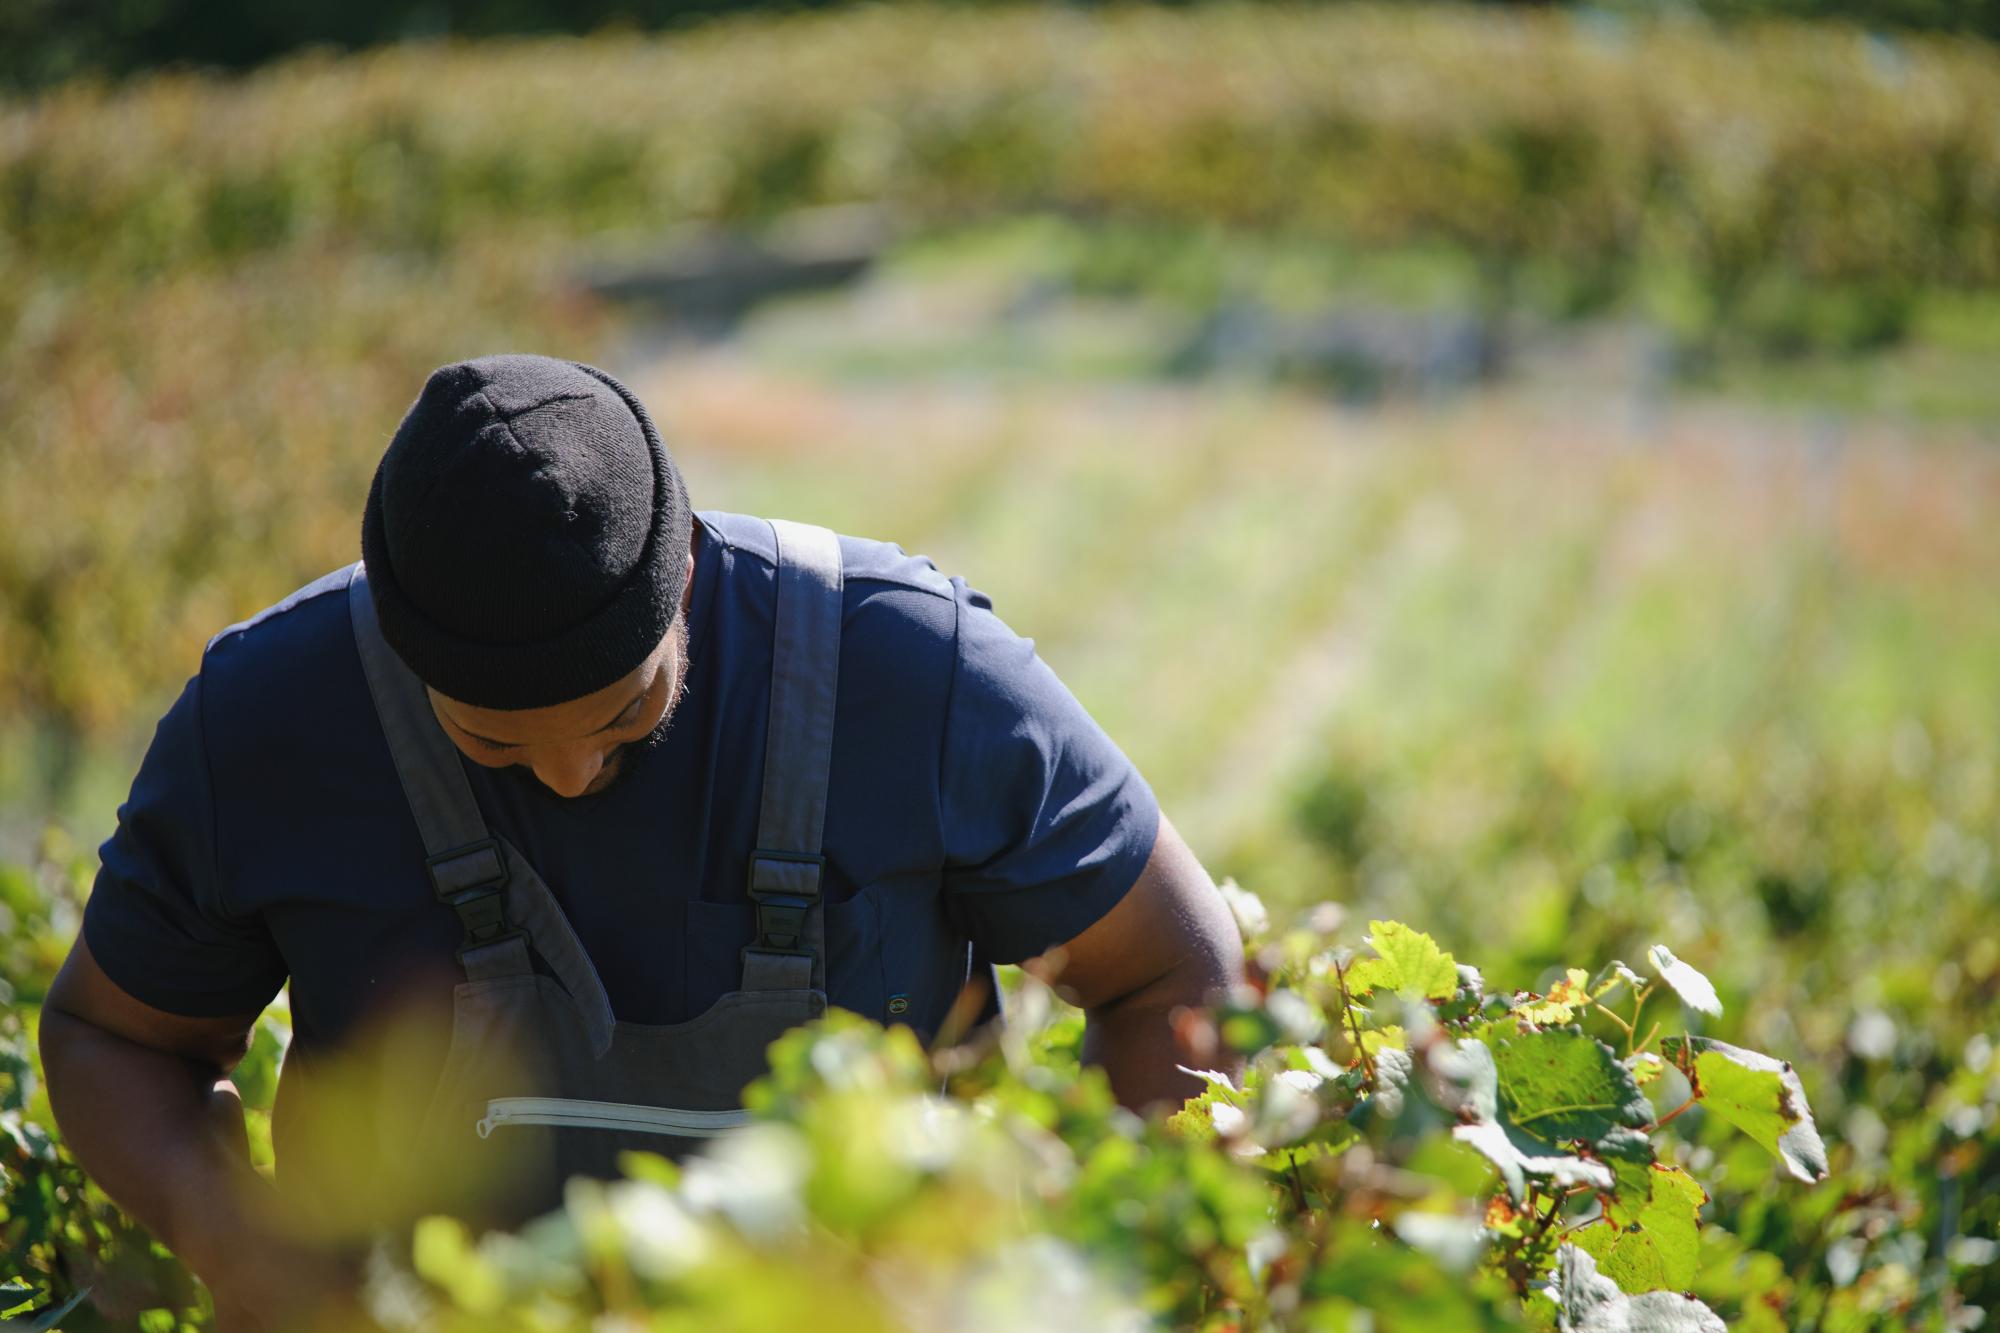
[360,353,692,710]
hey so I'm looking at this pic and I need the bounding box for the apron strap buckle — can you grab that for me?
[428,839,525,959]
[747,850,822,954]
[428,839,507,896]
[444,887,517,945]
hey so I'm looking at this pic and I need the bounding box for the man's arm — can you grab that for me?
[41,938,355,1331]
[1026,813,1245,1113]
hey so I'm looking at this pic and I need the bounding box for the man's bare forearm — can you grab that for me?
[1084,937,1244,1114]
[38,1006,271,1282]
[1046,814,1246,1115]
[1084,997,1202,1113]
[38,1003,367,1332]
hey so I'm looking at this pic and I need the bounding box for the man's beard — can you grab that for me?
[574,614,692,799]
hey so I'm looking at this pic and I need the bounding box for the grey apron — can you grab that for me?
[345,519,843,1226]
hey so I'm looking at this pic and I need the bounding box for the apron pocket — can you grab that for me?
[684,891,887,1021]
[683,901,755,1019]
[824,886,886,1021]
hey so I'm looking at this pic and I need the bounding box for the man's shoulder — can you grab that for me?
[702,512,965,709]
[203,563,359,663]
[700,511,958,605]
[196,565,370,747]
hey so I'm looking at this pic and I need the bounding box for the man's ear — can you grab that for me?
[681,549,695,617]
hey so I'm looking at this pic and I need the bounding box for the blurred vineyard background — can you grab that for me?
[3,1,1999,1328]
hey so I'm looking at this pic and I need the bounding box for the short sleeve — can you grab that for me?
[82,671,288,1017]
[938,580,1160,965]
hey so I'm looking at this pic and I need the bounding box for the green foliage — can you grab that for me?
[8,4,1998,305]
[1,890,1848,1328]
[1555,1244,1726,1333]
[0,844,211,1331]
[355,906,1837,1328]
[1489,1028,1653,1146]
[9,0,2000,93]
[1661,1037,1831,1184]
[1644,947,1721,1020]
[1570,1166,1706,1293]
[379,903,1848,1328]
[1231,426,1999,1326]
[1592,1129,1658,1226]
[1345,920,1461,1001]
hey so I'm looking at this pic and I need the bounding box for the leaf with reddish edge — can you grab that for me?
[1570,1166,1707,1293]
[1661,1037,1829,1183]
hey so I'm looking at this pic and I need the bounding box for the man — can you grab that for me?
[39,354,1243,1329]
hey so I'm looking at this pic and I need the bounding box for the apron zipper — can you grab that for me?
[476,1097,752,1139]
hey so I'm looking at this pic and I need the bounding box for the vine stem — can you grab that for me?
[1649,1094,1699,1130]
[1334,957,1376,1084]
[1528,1185,1567,1246]
[1625,984,1654,1056]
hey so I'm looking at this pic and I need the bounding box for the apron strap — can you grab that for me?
[741,521,844,992]
[348,565,618,1056]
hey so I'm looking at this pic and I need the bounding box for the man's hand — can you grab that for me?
[1026,813,1245,1113]
[201,1229,369,1333]
[40,939,361,1331]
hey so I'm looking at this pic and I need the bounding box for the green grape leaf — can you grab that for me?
[1432,1037,1501,1122]
[1368,1045,1414,1120]
[1360,1024,1407,1054]
[1177,1065,1240,1091]
[1557,1245,1727,1332]
[1445,1040,1614,1203]
[1647,947,1722,1018]
[1491,1028,1654,1147]
[1347,921,1460,1001]
[1593,1127,1657,1224]
[1167,1083,1238,1142]
[1570,1166,1706,1293]
[1602,961,1647,998]
[1661,1037,1828,1182]
[1453,1120,1613,1203]
[1517,969,1592,1025]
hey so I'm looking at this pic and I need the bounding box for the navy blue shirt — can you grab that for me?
[83,512,1159,1054]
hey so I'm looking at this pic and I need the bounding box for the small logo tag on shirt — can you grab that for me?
[887,993,909,1016]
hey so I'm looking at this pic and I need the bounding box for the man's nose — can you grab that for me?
[532,746,604,799]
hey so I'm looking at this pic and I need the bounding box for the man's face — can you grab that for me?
[427,551,696,799]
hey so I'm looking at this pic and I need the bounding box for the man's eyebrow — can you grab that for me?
[456,683,650,750]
